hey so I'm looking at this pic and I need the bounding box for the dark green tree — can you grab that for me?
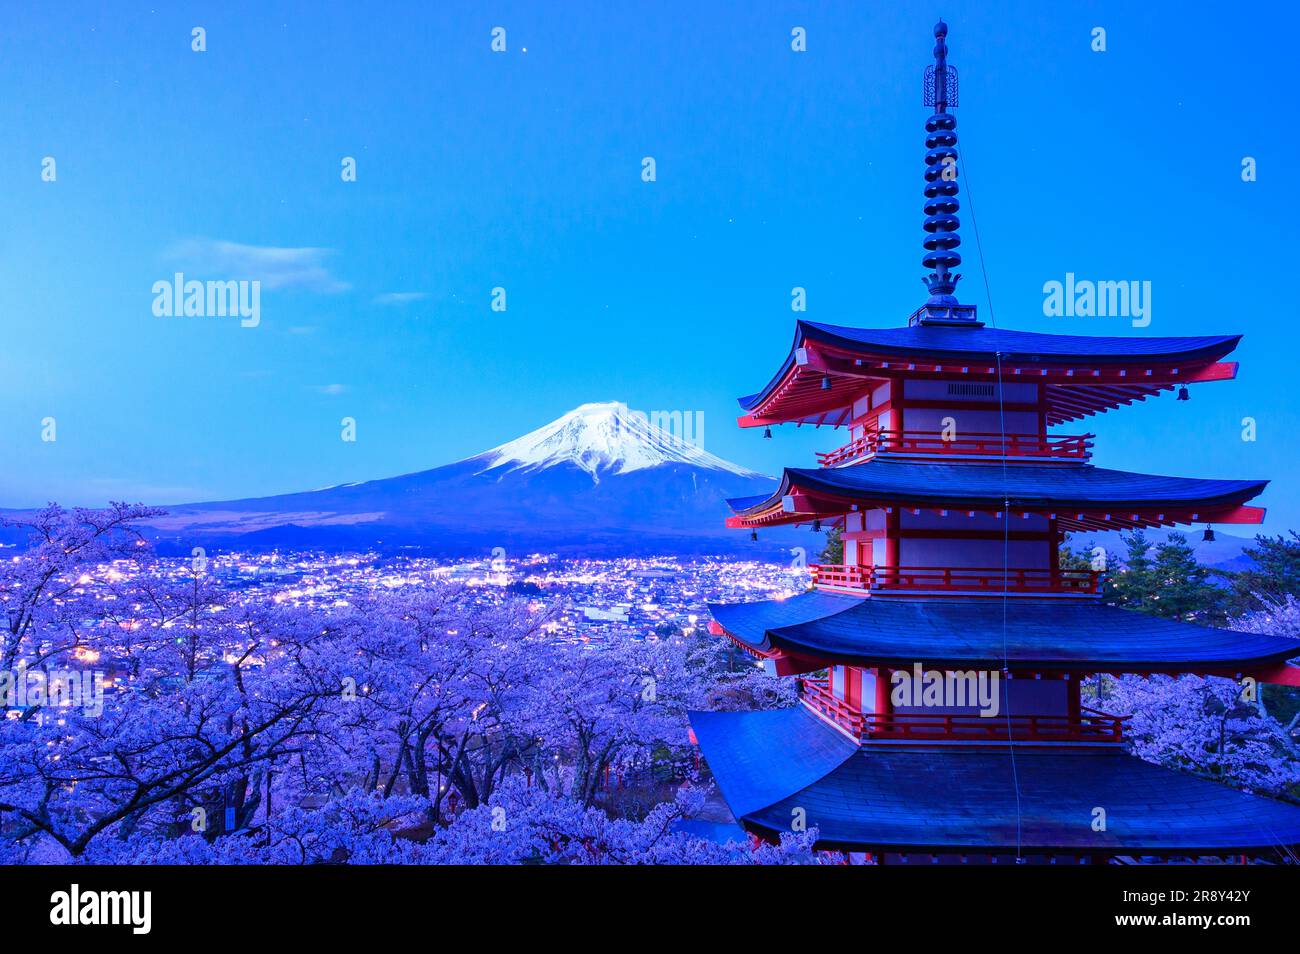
[1057,544,1094,572]
[820,525,843,565]
[1226,531,1300,614]
[1103,531,1154,612]
[1104,531,1227,624]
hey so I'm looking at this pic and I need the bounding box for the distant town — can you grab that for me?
[34,549,806,687]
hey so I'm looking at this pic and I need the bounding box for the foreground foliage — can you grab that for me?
[1,506,1297,862]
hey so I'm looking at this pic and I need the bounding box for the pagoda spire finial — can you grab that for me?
[922,19,961,304]
[912,19,980,327]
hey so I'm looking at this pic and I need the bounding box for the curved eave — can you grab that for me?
[726,461,1267,533]
[708,592,1300,675]
[738,321,1242,428]
[691,708,1300,856]
[802,321,1241,365]
[724,492,775,514]
[688,707,857,819]
[746,745,1300,855]
[709,591,861,656]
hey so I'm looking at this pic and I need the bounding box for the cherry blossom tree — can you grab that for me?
[1110,591,1300,803]
[1,502,163,674]
[418,778,827,865]
[0,503,864,864]
[0,507,347,857]
[1111,673,1300,799]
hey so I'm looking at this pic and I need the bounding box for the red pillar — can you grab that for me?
[884,509,900,567]
[846,668,862,710]
[1036,382,1048,441]
[874,667,892,735]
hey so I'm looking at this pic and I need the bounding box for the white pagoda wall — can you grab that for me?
[898,538,1049,568]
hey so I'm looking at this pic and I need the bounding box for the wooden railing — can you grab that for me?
[871,565,1100,594]
[859,708,1126,742]
[800,677,1126,742]
[809,564,1100,595]
[800,675,866,734]
[817,430,1094,467]
[816,433,876,467]
[807,564,872,590]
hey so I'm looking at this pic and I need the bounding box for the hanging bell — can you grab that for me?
[1176,386,1189,401]
[1202,525,1215,542]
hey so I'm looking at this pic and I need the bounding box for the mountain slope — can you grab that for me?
[139,402,784,555]
[1065,528,1261,572]
[472,401,763,480]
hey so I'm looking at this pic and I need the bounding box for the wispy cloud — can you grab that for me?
[166,238,350,292]
[311,383,349,396]
[373,291,429,305]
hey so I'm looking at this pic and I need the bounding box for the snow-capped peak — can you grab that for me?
[472,401,766,481]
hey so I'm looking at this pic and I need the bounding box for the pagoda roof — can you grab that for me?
[787,321,1239,368]
[689,707,858,818]
[727,458,1266,532]
[690,706,1300,854]
[739,320,1242,427]
[708,590,1300,673]
[724,493,774,512]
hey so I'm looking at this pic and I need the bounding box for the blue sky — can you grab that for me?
[2,1,1297,531]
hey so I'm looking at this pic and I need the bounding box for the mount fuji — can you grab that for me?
[131,402,786,556]
[472,402,762,482]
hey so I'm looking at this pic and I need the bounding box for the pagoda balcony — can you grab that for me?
[816,429,1094,467]
[809,564,1101,596]
[799,677,1127,743]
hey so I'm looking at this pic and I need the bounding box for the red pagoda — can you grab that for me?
[690,21,1300,864]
